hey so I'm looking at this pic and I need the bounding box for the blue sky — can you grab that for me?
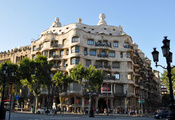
[0,0,175,74]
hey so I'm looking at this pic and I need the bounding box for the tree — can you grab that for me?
[70,63,104,116]
[52,71,72,111]
[0,61,20,112]
[19,55,52,113]
[161,68,175,94]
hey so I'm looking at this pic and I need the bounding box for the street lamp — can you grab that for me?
[0,63,8,120]
[152,36,175,120]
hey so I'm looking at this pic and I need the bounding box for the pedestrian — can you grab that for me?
[135,109,137,116]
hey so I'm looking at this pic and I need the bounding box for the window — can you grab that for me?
[124,42,129,48]
[63,39,66,45]
[98,41,102,45]
[90,50,96,56]
[51,41,59,47]
[113,41,118,47]
[32,55,36,59]
[58,61,61,66]
[43,51,48,57]
[112,62,120,68]
[72,37,79,43]
[115,73,120,80]
[86,60,91,66]
[71,46,79,53]
[126,52,130,58]
[33,46,36,51]
[84,48,87,55]
[101,51,105,56]
[120,52,123,58]
[64,60,67,67]
[128,73,132,80]
[88,39,94,45]
[60,50,64,56]
[51,51,56,57]
[128,62,132,69]
[67,49,69,55]
[109,52,115,57]
[71,58,80,65]
[103,41,107,46]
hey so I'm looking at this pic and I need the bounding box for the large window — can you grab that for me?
[72,37,79,43]
[109,51,115,57]
[86,59,91,66]
[84,48,87,55]
[88,39,94,45]
[67,49,69,55]
[71,57,80,65]
[60,50,64,56]
[103,41,107,46]
[120,52,123,58]
[64,60,68,67]
[71,46,79,53]
[128,73,132,80]
[43,51,48,57]
[33,46,36,51]
[124,42,129,48]
[90,50,96,56]
[63,39,66,45]
[113,41,118,47]
[112,62,120,68]
[101,51,105,56]
[115,73,120,80]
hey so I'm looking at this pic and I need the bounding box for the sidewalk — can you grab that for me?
[14,111,153,118]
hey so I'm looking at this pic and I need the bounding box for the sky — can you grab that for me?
[0,0,175,74]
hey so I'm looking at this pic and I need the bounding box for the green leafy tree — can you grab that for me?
[161,68,175,94]
[70,63,104,116]
[52,71,72,111]
[0,61,20,111]
[19,55,52,113]
[70,63,104,93]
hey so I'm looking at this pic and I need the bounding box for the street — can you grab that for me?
[5,112,159,120]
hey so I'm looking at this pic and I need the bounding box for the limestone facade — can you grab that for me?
[0,14,161,113]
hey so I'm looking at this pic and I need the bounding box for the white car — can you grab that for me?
[37,107,46,114]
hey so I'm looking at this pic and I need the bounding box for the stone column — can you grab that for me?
[41,97,45,107]
[110,98,114,110]
[82,97,85,109]
[95,97,99,109]
[74,96,76,112]
[124,98,127,114]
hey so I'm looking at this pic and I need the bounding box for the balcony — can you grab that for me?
[94,65,111,69]
[114,93,126,97]
[98,54,108,58]
[49,55,61,58]
[36,47,42,51]
[104,65,111,69]
[95,42,111,48]
[104,76,116,80]
[50,44,61,48]
[94,65,103,68]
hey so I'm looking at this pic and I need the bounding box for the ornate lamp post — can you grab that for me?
[152,36,175,120]
[0,63,8,120]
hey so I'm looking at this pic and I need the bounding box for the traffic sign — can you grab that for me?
[138,99,145,103]
[15,95,19,100]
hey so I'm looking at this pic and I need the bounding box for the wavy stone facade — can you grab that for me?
[0,14,161,113]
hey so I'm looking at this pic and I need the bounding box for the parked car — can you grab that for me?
[36,107,47,114]
[155,110,170,119]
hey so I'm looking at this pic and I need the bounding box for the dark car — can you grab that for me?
[155,110,170,119]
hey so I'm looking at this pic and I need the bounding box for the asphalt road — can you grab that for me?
[5,112,160,120]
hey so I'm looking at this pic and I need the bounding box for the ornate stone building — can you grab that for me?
[0,13,161,113]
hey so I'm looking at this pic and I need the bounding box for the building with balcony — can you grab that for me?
[0,13,161,113]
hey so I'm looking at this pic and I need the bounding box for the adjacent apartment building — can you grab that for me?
[0,13,161,113]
